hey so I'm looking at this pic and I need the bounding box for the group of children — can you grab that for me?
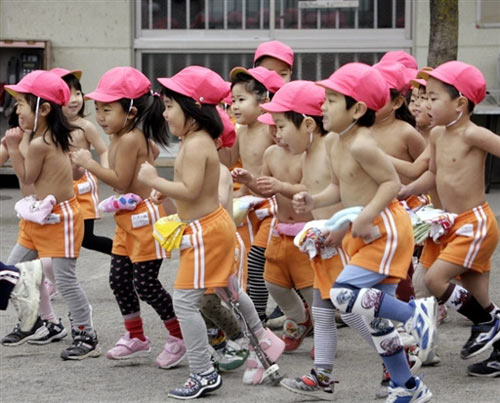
[0,39,499,402]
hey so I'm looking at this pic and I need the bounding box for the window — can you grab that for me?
[476,0,500,28]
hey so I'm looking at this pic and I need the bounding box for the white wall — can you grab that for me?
[414,0,500,89]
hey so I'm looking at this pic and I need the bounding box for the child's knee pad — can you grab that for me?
[330,286,383,317]
[363,316,403,356]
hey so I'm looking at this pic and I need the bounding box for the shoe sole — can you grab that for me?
[167,376,222,400]
[467,370,500,378]
[280,379,335,401]
[1,334,36,347]
[106,348,151,360]
[157,351,186,369]
[28,329,68,345]
[461,328,500,360]
[61,345,102,361]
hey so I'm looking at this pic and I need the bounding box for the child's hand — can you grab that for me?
[70,149,93,168]
[4,127,23,148]
[256,176,281,197]
[150,189,167,204]
[292,192,313,214]
[397,184,412,200]
[231,168,253,185]
[351,215,374,241]
[137,161,158,186]
[323,227,348,248]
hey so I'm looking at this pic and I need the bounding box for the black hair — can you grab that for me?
[25,93,79,152]
[161,87,223,140]
[8,104,19,128]
[117,92,169,148]
[390,89,416,127]
[344,95,376,127]
[441,82,475,114]
[283,110,328,136]
[231,73,272,102]
[62,75,85,117]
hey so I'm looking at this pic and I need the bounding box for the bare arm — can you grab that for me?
[390,145,430,179]
[84,120,109,168]
[466,126,500,158]
[406,128,427,161]
[218,135,240,168]
[5,129,46,185]
[0,141,8,166]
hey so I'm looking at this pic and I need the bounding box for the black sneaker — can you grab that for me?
[467,350,500,378]
[1,317,43,346]
[461,316,500,360]
[60,328,101,360]
[168,369,222,399]
[28,318,68,345]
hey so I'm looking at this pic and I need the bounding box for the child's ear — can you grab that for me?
[39,102,52,117]
[303,116,318,132]
[456,96,469,112]
[129,106,138,118]
[352,101,367,120]
[392,95,405,110]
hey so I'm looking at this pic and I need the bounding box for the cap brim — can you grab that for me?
[157,77,191,99]
[84,91,121,102]
[316,79,347,96]
[260,101,289,113]
[257,113,275,126]
[4,84,23,98]
[229,67,251,82]
[409,79,426,89]
[68,70,83,80]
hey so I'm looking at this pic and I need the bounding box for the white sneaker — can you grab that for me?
[386,377,432,403]
[10,260,43,332]
[404,297,437,363]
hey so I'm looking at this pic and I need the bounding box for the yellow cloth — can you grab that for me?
[153,214,187,252]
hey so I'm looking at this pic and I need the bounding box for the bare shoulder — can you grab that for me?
[117,130,144,151]
[429,126,444,143]
[463,121,492,143]
[399,120,422,139]
[30,135,52,152]
[351,129,377,156]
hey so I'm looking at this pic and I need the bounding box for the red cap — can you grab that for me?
[5,70,70,106]
[50,67,82,81]
[317,63,390,111]
[254,40,294,68]
[86,67,151,102]
[230,66,285,94]
[380,50,418,70]
[373,61,410,94]
[158,66,229,105]
[417,61,486,104]
[217,107,236,148]
[260,80,325,116]
[258,113,275,126]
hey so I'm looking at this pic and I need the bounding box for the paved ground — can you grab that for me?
[0,182,499,403]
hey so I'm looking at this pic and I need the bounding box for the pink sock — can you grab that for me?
[39,274,57,323]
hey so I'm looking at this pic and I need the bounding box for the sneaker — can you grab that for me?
[386,376,432,403]
[168,369,222,400]
[460,316,500,360]
[60,328,101,360]
[211,339,249,371]
[422,349,441,366]
[376,364,391,399]
[10,260,43,332]
[406,345,423,374]
[280,310,313,352]
[467,349,500,378]
[243,328,285,385]
[156,335,186,369]
[404,297,437,362]
[28,318,67,345]
[280,368,336,401]
[267,305,286,330]
[1,317,43,346]
[106,332,151,360]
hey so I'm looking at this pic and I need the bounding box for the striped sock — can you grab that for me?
[247,245,268,319]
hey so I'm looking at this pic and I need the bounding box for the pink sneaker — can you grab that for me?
[106,332,151,360]
[156,335,186,369]
[243,328,285,385]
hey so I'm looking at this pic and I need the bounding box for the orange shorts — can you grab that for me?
[312,248,348,299]
[17,218,27,244]
[236,197,277,251]
[73,170,101,220]
[403,194,430,211]
[264,225,314,290]
[437,202,499,273]
[112,198,167,263]
[18,196,84,258]
[342,200,414,283]
[419,238,442,269]
[175,205,237,290]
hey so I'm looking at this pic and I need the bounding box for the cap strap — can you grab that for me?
[33,97,41,134]
[338,120,357,136]
[122,99,134,128]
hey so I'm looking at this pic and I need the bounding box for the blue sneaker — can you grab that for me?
[168,369,222,400]
[405,298,437,363]
[461,315,500,360]
[386,376,432,403]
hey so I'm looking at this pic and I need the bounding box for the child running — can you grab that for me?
[137,65,285,399]
[71,67,184,368]
[400,61,500,377]
[3,70,100,360]
[293,63,437,401]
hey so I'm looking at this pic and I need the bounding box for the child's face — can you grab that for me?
[231,83,262,125]
[63,86,83,120]
[15,94,35,131]
[162,96,187,138]
[426,78,459,126]
[321,89,351,133]
[414,88,431,128]
[257,57,292,82]
[408,87,419,117]
[94,101,127,135]
[273,113,309,154]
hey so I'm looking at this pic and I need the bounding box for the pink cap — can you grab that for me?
[417,61,486,104]
[373,61,410,94]
[86,67,151,102]
[254,40,294,68]
[217,107,236,148]
[380,50,418,70]
[50,67,83,81]
[260,80,325,116]
[5,70,70,106]
[258,113,275,126]
[317,63,390,111]
[158,66,229,105]
[409,78,427,89]
[230,66,285,94]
